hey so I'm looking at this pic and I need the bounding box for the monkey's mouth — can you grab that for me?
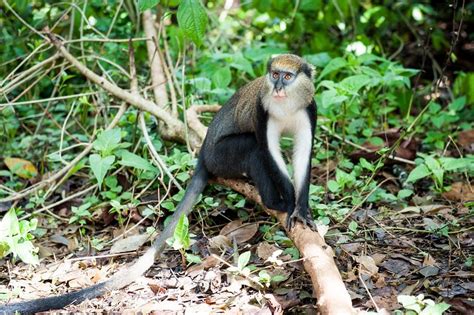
[272,89,287,99]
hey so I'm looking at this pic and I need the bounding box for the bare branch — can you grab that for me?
[143,10,169,108]
[43,28,202,149]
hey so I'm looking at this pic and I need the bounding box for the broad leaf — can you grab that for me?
[119,151,157,173]
[339,74,372,94]
[212,66,232,88]
[177,0,208,46]
[406,164,431,183]
[93,128,121,155]
[4,157,38,179]
[138,0,159,12]
[172,214,190,250]
[424,156,443,187]
[237,251,251,271]
[318,57,347,79]
[89,154,115,188]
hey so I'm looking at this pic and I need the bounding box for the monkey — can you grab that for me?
[0,54,316,314]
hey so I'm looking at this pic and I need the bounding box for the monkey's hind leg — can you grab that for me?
[205,134,288,212]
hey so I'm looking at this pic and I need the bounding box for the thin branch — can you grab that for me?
[43,28,202,148]
[319,125,415,165]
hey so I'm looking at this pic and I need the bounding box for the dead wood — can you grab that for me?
[142,10,168,108]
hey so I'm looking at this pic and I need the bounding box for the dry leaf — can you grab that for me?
[257,242,280,261]
[355,255,379,276]
[208,234,231,251]
[458,129,474,152]
[442,182,474,201]
[110,234,149,254]
[4,157,38,179]
[186,255,221,274]
[423,254,436,266]
[219,219,258,244]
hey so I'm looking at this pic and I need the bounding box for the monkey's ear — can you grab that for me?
[266,57,274,73]
[302,63,316,79]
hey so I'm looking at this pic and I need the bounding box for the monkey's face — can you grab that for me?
[268,70,297,99]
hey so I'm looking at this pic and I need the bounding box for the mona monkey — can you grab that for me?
[0,54,316,314]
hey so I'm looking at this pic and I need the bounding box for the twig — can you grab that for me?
[319,125,415,165]
[0,91,100,107]
[20,185,97,220]
[0,54,59,93]
[43,28,202,149]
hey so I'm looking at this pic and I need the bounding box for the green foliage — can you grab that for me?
[396,294,450,315]
[177,0,208,46]
[69,202,92,226]
[89,154,115,188]
[139,0,160,12]
[170,214,190,250]
[407,155,473,191]
[0,209,39,265]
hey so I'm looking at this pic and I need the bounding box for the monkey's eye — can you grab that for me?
[284,73,292,80]
[272,72,279,80]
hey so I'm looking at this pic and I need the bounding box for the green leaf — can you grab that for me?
[12,240,39,265]
[420,302,450,315]
[89,154,115,188]
[320,89,348,108]
[0,208,20,239]
[185,253,202,264]
[348,221,358,232]
[424,156,443,187]
[440,157,473,171]
[177,0,208,46]
[339,74,372,94]
[398,295,421,313]
[359,158,375,171]
[119,151,157,173]
[448,96,465,111]
[138,0,160,12]
[172,214,190,250]
[318,57,347,80]
[397,189,414,200]
[230,55,255,77]
[212,66,232,88]
[93,128,121,155]
[304,52,331,68]
[237,251,251,271]
[406,164,431,183]
[327,180,340,193]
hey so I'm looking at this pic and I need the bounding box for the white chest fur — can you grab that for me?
[266,109,312,196]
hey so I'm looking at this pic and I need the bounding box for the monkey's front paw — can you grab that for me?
[286,207,316,230]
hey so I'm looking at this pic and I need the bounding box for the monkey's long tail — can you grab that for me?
[0,160,209,315]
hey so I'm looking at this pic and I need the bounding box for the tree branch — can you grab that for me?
[43,28,202,149]
[215,178,359,315]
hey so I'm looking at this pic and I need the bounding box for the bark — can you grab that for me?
[142,10,168,108]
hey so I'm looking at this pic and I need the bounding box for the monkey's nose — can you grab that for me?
[273,89,287,98]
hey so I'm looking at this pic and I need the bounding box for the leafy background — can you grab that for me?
[0,0,473,313]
